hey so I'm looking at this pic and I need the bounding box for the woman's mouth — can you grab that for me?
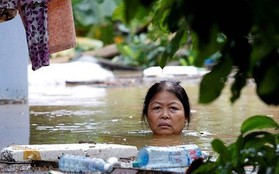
[158,122,171,128]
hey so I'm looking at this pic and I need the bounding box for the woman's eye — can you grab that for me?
[153,106,161,110]
[170,107,178,111]
[151,106,161,111]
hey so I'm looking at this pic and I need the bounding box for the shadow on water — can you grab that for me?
[1,77,278,158]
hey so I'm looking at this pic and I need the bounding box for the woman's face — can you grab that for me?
[147,90,186,135]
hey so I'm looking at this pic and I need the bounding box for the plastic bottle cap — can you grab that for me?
[132,162,140,168]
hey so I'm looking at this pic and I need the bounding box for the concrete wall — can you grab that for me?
[0,15,28,102]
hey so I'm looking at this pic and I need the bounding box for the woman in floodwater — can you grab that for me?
[141,80,190,135]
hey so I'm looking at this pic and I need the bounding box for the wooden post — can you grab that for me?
[0,15,28,103]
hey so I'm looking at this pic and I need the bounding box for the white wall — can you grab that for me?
[0,15,28,102]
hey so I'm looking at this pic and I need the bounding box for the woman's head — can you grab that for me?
[142,80,191,135]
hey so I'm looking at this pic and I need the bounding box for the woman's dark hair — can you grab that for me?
[141,80,191,124]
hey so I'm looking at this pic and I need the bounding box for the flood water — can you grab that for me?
[1,75,278,158]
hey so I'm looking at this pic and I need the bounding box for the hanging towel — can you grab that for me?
[48,0,76,54]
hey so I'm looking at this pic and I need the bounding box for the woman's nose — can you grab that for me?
[160,110,170,119]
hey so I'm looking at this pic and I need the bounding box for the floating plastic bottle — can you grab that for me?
[133,144,205,169]
[59,154,113,173]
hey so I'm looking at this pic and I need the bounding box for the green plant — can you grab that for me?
[72,0,121,44]
[113,2,279,173]
[115,34,165,68]
[193,115,279,174]
[113,0,279,106]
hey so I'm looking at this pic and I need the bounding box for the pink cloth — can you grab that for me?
[48,0,76,54]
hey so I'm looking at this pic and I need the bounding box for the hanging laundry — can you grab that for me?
[48,0,76,54]
[0,9,17,22]
[0,0,18,22]
[0,0,76,71]
[20,0,51,70]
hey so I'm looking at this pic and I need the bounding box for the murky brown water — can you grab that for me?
[1,77,278,158]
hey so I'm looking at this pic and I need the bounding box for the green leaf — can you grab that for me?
[275,160,279,174]
[252,49,279,105]
[229,136,244,165]
[258,65,279,95]
[211,139,230,164]
[112,0,152,25]
[193,25,221,67]
[243,131,276,149]
[166,0,186,32]
[256,64,279,105]
[152,1,174,32]
[160,27,187,67]
[230,70,247,103]
[241,115,279,134]
[199,56,232,103]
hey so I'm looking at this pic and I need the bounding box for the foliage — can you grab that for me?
[71,0,193,68]
[112,1,279,173]
[193,115,279,174]
[112,0,194,68]
[114,31,191,68]
[114,34,165,68]
[71,0,121,44]
[112,0,279,106]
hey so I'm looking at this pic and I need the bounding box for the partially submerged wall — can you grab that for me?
[0,15,28,103]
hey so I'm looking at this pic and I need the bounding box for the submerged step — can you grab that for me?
[0,143,138,163]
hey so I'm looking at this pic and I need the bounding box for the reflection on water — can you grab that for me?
[29,85,106,106]
[27,79,279,157]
